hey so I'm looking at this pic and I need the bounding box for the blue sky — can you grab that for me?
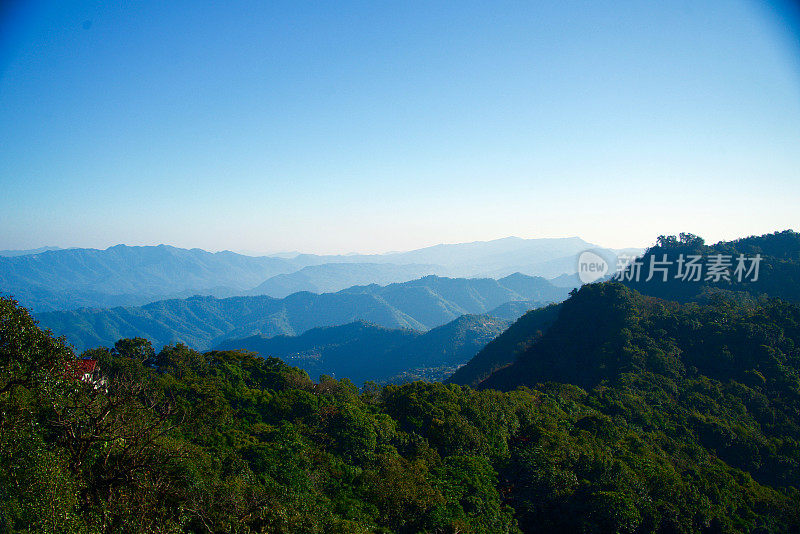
[1,0,798,254]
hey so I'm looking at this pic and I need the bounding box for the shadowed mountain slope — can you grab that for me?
[215,314,508,385]
[462,281,800,493]
[446,302,562,388]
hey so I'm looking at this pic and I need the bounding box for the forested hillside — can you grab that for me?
[2,292,798,532]
[622,230,800,303]
[479,282,800,490]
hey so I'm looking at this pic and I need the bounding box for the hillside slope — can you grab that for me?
[486,285,800,531]
[446,303,562,387]
[479,282,800,488]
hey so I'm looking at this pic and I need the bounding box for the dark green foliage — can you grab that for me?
[0,296,73,395]
[624,230,800,303]
[477,282,800,529]
[2,287,800,532]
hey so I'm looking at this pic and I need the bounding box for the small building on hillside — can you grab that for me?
[64,359,108,390]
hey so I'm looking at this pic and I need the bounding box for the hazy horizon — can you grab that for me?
[3,227,795,258]
[0,233,610,257]
[2,1,799,254]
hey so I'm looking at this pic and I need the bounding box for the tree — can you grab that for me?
[0,296,72,395]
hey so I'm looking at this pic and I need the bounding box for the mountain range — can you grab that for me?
[6,230,800,532]
[246,262,449,298]
[0,237,640,312]
[0,246,64,257]
[288,236,633,277]
[0,245,295,311]
[36,273,567,353]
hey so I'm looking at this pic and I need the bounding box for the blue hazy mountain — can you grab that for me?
[247,262,450,298]
[0,246,64,257]
[35,274,567,353]
[548,272,582,288]
[214,314,509,385]
[1,237,635,312]
[288,236,639,278]
[0,245,299,311]
[484,299,544,322]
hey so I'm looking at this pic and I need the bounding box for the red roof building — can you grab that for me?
[63,359,106,390]
[64,358,97,380]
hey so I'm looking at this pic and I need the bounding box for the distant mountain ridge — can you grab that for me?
[0,246,63,257]
[0,237,640,312]
[247,262,450,298]
[35,274,566,353]
[0,245,298,311]
[286,236,638,278]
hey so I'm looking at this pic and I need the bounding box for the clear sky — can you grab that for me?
[1,0,798,254]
